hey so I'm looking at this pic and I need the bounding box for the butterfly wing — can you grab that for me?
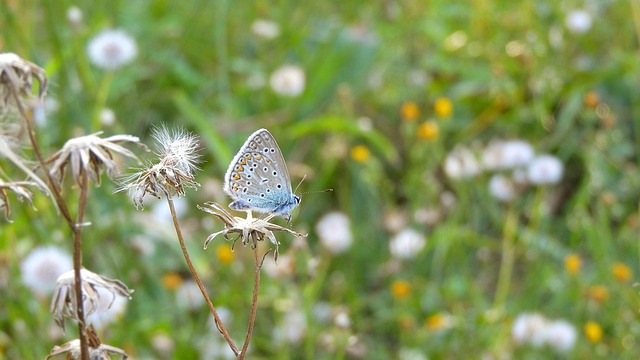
[224,129,298,215]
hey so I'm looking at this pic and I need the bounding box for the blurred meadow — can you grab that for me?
[1,0,640,359]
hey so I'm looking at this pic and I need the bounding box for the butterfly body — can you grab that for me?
[224,129,301,220]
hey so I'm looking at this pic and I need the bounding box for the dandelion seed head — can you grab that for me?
[565,9,592,34]
[389,229,426,260]
[544,320,577,352]
[526,154,563,185]
[251,19,280,39]
[87,29,137,70]
[488,174,517,202]
[315,212,353,254]
[20,246,71,298]
[270,65,305,97]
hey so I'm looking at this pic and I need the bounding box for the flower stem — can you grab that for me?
[166,197,239,356]
[493,204,518,311]
[10,89,75,228]
[11,87,90,359]
[73,173,89,360]
[239,234,262,359]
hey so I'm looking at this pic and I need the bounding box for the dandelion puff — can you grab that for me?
[315,211,353,254]
[389,229,426,260]
[544,319,577,352]
[46,132,144,187]
[118,127,201,209]
[488,174,517,202]
[20,246,72,298]
[527,154,563,185]
[86,29,137,70]
[270,65,305,97]
[198,202,306,260]
[512,313,548,347]
[50,268,133,332]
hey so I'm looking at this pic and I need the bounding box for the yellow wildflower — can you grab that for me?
[401,101,420,122]
[391,280,412,300]
[216,244,235,264]
[351,145,370,163]
[434,97,453,119]
[417,120,439,140]
[584,321,603,343]
[587,285,608,304]
[584,91,600,109]
[612,262,632,282]
[425,313,449,330]
[564,254,582,276]
[162,272,183,290]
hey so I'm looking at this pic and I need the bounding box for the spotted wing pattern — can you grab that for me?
[223,129,299,217]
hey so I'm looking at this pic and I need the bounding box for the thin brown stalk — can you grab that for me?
[73,173,90,359]
[238,233,262,360]
[10,89,75,228]
[10,86,90,359]
[166,197,239,356]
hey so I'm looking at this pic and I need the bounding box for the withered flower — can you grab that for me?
[50,268,133,332]
[46,326,128,360]
[0,52,48,107]
[118,127,201,208]
[0,178,38,220]
[198,202,306,259]
[46,132,144,187]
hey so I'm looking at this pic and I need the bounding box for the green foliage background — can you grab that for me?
[1,0,639,359]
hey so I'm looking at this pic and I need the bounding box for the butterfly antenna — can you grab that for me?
[294,174,307,194]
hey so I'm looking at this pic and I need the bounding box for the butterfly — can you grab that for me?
[223,128,301,221]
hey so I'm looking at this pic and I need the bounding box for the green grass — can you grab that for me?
[1,0,639,359]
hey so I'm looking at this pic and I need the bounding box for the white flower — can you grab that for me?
[512,313,548,347]
[389,229,426,260]
[20,246,72,297]
[527,155,563,185]
[85,286,129,330]
[176,280,205,311]
[315,212,352,254]
[262,253,295,279]
[333,308,351,328]
[270,65,305,97]
[398,348,427,360]
[66,6,83,27]
[274,309,307,345]
[251,19,280,39]
[444,146,480,179]
[99,108,115,127]
[544,320,577,352]
[489,174,516,202]
[87,29,137,70]
[482,140,534,170]
[565,10,592,34]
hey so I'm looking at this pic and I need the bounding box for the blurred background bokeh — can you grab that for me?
[1,0,639,359]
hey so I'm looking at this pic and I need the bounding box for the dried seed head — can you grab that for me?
[118,127,201,208]
[46,132,144,187]
[198,202,306,260]
[0,52,48,108]
[50,268,133,332]
[0,178,39,221]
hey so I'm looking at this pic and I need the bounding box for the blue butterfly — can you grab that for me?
[223,129,301,221]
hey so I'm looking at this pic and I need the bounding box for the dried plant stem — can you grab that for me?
[10,90,75,228]
[73,173,90,360]
[239,234,262,360]
[166,197,239,356]
[11,88,90,359]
